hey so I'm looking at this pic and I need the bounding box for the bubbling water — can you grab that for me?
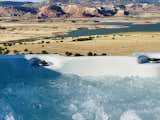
[0,72,160,120]
[0,58,160,120]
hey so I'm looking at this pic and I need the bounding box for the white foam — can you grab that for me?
[1,54,160,77]
[95,107,109,120]
[69,104,78,113]
[79,99,109,120]
[81,99,96,110]
[5,113,15,120]
[120,110,142,120]
[72,112,85,120]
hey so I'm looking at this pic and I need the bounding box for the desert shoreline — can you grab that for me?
[0,17,160,56]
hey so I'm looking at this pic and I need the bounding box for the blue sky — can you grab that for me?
[1,0,160,2]
[1,0,42,2]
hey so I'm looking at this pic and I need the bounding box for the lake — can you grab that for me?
[65,22,160,37]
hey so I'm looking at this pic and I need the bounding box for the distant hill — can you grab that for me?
[0,0,160,6]
[48,0,160,6]
[0,1,33,6]
[0,3,130,18]
[0,0,159,18]
[0,0,159,7]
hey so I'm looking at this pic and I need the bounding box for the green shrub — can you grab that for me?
[8,43,13,46]
[19,42,23,45]
[4,49,10,54]
[13,50,19,54]
[65,51,72,56]
[3,43,7,46]
[71,20,76,23]
[24,48,28,52]
[87,52,93,56]
[29,51,33,54]
[0,26,6,30]
[74,53,83,56]
[72,37,94,42]
[112,37,115,40]
[0,47,3,54]
[93,53,97,56]
[101,53,107,56]
[41,50,48,54]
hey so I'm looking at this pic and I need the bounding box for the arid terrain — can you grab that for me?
[0,14,160,55]
[0,0,160,55]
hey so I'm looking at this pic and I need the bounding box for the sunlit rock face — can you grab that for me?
[126,3,160,11]
[1,0,160,18]
[61,4,84,18]
[37,5,66,18]
[0,1,131,18]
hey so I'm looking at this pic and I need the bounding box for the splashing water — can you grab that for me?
[0,58,160,120]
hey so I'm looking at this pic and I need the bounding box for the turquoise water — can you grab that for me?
[1,57,160,120]
[65,23,160,37]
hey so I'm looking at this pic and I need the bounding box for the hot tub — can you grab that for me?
[0,53,160,120]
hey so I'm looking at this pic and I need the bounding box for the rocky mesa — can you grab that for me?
[0,1,159,18]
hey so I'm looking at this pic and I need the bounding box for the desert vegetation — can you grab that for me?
[0,16,159,55]
[72,36,94,42]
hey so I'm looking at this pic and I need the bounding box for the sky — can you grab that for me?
[1,0,160,3]
[0,0,42,2]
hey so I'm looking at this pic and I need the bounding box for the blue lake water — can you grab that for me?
[1,57,160,120]
[65,23,160,37]
[100,22,133,26]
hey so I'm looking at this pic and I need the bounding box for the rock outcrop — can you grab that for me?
[1,2,159,18]
[37,5,66,18]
